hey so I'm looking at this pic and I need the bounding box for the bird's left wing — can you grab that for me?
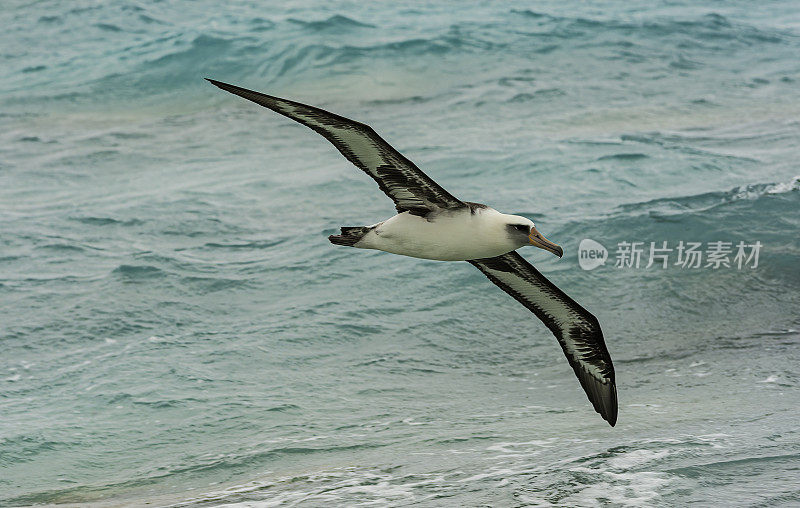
[468,251,617,426]
[206,79,464,217]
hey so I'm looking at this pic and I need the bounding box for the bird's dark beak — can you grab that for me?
[529,226,563,258]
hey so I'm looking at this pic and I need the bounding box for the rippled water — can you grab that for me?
[2,1,799,506]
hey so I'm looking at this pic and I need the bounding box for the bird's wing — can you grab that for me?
[468,251,617,426]
[207,79,464,216]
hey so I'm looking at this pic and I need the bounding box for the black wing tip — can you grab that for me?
[204,78,281,110]
[604,397,618,426]
[205,78,243,96]
[205,78,235,91]
[205,78,259,98]
[576,368,618,427]
[598,383,618,427]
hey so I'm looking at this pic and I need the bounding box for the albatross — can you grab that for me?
[206,79,618,426]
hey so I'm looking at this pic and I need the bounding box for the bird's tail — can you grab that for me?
[328,226,371,247]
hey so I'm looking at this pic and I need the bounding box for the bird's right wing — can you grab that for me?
[468,251,617,426]
[207,79,464,217]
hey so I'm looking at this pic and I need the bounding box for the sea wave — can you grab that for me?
[613,175,800,218]
[3,4,795,108]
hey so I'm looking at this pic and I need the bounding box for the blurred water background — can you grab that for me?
[2,0,799,505]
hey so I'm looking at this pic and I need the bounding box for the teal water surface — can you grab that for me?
[2,1,799,506]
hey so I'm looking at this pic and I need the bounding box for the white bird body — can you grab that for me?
[357,207,532,261]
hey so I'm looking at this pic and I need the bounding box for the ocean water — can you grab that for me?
[2,0,799,505]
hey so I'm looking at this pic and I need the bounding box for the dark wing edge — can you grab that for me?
[468,251,618,426]
[206,79,463,216]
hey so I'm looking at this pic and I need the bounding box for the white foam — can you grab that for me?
[563,469,672,507]
[607,449,669,470]
[485,439,556,454]
[766,175,800,194]
[169,467,444,508]
[401,417,429,426]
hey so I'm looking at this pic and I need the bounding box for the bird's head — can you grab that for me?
[504,215,563,258]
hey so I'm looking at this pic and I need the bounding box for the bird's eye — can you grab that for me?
[514,224,529,232]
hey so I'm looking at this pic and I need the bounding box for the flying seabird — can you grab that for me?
[206,79,618,426]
